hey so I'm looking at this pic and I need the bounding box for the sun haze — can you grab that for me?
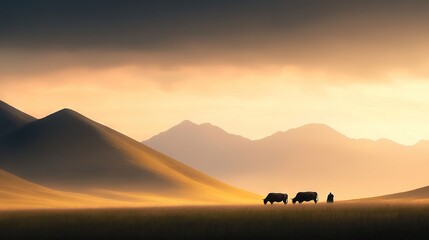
[2,1,429,206]
[1,1,429,146]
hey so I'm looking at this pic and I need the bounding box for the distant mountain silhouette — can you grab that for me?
[144,121,429,200]
[146,120,254,177]
[0,101,35,138]
[0,103,258,204]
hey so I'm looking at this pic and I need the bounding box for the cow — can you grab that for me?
[292,192,318,204]
[263,193,288,205]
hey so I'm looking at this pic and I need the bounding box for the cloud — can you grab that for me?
[1,0,429,80]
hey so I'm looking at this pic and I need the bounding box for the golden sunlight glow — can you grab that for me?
[2,66,429,145]
[4,0,429,210]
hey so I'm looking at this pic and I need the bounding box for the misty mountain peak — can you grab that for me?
[47,108,93,125]
[145,120,251,144]
[0,100,12,108]
[0,108,105,145]
[171,120,225,134]
[0,100,36,138]
[414,139,429,148]
[296,123,337,131]
[178,119,198,127]
[288,123,344,136]
[0,100,35,121]
[56,108,83,117]
[259,123,347,144]
[0,100,9,108]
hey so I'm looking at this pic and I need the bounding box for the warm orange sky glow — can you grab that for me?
[2,64,429,145]
[3,0,429,204]
[2,0,429,145]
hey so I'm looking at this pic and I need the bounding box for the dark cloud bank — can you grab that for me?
[1,0,429,77]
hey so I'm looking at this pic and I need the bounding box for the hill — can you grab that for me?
[0,101,35,138]
[0,104,259,205]
[0,168,249,209]
[370,186,429,201]
[144,121,429,200]
[0,168,122,209]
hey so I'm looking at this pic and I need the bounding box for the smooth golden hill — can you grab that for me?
[0,104,259,206]
[0,168,251,209]
[0,169,125,209]
[368,186,429,202]
[342,185,429,204]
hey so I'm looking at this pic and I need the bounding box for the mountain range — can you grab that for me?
[144,120,429,200]
[1,99,429,209]
[0,101,258,208]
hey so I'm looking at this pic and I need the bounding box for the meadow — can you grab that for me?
[1,202,428,240]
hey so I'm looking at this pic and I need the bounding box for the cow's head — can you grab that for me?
[263,199,268,205]
[292,198,297,204]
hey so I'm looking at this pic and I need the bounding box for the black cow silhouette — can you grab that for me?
[292,192,318,204]
[263,193,288,205]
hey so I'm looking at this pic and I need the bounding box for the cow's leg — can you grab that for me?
[270,201,273,205]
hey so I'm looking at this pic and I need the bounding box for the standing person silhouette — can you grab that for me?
[327,192,334,203]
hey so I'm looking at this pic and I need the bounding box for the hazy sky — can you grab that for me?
[2,0,429,145]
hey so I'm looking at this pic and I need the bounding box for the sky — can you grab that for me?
[2,0,429,145]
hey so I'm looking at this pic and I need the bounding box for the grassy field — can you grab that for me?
[1,202,429,239]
